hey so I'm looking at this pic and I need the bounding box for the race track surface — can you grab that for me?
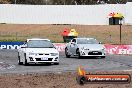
[0,50,132,73]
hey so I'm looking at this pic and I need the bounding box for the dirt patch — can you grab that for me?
[0,24,132,44]
[0,71,132,88]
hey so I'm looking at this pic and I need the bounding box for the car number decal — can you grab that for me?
[41,57,48,60]
[93,51,98,53]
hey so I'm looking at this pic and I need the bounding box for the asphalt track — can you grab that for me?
[0,50,132,74]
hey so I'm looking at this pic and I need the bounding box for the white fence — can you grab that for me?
[125,2,132,25]
[0,3,132,25]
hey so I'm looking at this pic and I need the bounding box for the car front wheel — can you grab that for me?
[65,48,71,58]
[18,53,23,65]
[24,53,29,66]
[18,56,23,65]
[76,49,81,59]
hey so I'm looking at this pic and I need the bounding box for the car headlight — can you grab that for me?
[50,53,58,56]
[102,48,105,50]
[81,47,84,50]
[29,53,37,56]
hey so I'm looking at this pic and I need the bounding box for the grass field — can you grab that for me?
[0,24,132,44]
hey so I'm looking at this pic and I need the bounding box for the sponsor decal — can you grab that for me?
[0,42,132,55]
[76,66,131,85]
[92,51,98,53]
[104,44,132,55]
[54,43,66,52]
[0,42,24,49]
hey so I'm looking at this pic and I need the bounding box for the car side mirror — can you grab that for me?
[71,42,75,44]
[99,42,102,44]
[20,44,27,48]
[54,46,57,49]
[71,42,76,46]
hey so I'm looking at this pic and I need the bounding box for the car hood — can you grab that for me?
[78,44,104,50]
[25,48,59,53]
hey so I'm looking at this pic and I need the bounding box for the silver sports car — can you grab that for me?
[65,38,106,59]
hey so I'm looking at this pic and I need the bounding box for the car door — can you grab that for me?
[69,39,78,55]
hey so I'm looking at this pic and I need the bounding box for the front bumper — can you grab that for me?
[26,55,59,63]
[80,50,106,56]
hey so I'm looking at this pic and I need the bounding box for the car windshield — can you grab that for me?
[27,40,54,48]
[77,38,99,44]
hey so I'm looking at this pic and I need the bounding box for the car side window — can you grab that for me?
[72,39,76,43]
[23,40,27,45]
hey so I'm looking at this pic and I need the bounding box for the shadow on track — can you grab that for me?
[67,56,105,59]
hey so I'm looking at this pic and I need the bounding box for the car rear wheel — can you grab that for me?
[65,48,71,58]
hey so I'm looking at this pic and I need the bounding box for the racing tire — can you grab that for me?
[18,56,23,65]
[76,49,81,59]
[24,59,29,66]
[24,53,29,66]
[18,52,23,65]
[65,48,71,58]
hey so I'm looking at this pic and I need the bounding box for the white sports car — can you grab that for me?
[18,38,59,65]
[65,38,106,59]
